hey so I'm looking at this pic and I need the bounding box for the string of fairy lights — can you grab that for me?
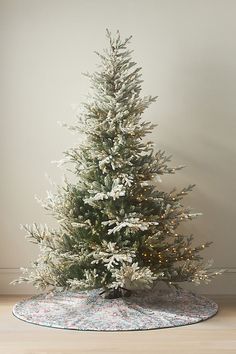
[134,185,208,268]
[141,243,207,265]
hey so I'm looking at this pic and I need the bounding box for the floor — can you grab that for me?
[0,295,235,354]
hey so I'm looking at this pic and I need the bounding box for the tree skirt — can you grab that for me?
[13,286,218,331]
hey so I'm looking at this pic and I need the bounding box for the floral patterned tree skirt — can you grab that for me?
[13,286,218,331]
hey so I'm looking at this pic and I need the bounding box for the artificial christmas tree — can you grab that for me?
[14,30,222,301]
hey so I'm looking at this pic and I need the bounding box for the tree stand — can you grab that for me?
[100,286,132,299]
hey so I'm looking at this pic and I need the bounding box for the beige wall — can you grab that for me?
[1,0,236,294]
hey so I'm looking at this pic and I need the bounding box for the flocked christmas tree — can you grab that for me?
[14,30,222,298]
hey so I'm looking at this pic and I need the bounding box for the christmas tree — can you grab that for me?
[14,30,221,298]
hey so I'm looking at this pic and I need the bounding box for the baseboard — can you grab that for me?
[0,268,38,295]
[0,267,235,295]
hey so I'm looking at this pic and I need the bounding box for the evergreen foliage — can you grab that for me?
[14,30,222,296]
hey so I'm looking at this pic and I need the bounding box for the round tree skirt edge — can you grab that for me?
[12,286,218,331]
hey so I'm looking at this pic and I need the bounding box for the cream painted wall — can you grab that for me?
[1,0,236,294]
